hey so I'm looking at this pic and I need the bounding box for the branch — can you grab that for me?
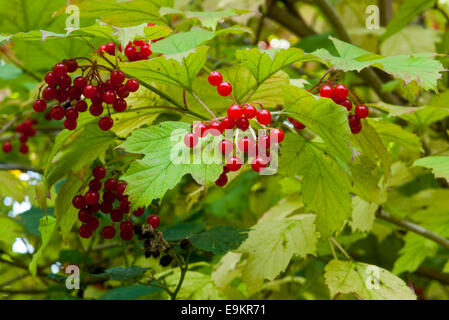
[376,210,449,251]
[416,266,449,285]
[379,0,393,26]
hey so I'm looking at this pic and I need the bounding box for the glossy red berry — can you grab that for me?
[102,226,116,239]
[112,99,127,112]
[103,91,116,104]
[116,86,130,99]
[75,100,88,112]
[334,84,348,102]
[84,190,100,205]
[33,99,47,112]
[319,85,334,98]
[221,116,235,130]
[105,42,116,55]
[339,99,352,111]
[104,178,117,191]
[256,109,272,125]
[348,114,361,131]
[86,216,100,231]
[258,135,270,151]
[88,179,102,191]
[53,62,68,76]
[89,104,104,116]
[270,128,284,143]
[238,136,255,154]
[120,220,134,233]
[147,215,160,228]
[50,105,65,120]
[78,209,91,223]
[116,182,127,195]
[42,86,57,100]
[218,139,233,155]
[100,202,113,214]
[2,141,12,153]
[215,173,228,187]
[207,121,223,136]
[355,105,369,118]
[99,116,113,131]
[44,72,57,86]
[194,123,208,137]
[226,156,242,172]
[227,104,243,120]
[72,195,86,209]
[92,166,106,179]
[120,229,134,241]
[73,76,88,89]
[65,107,78,120]
[64,59,78,73]
[125,45,138,60]
[111,70,126,85]
[79,224,92,238]
[217,81,232,96]
[243,105,257,119]
[236,117,249,131]
[140,44,152,58]
[64,119,77,130]
[208,71,223,86]
[125,79,139,92]
[184,132,198,148]
[133,207,145,217]
[251,157,268,172]
[19,144,28,154]
[83,84,98,99]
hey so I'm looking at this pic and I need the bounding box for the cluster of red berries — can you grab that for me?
[1,119,38,154]
[72,165,160,241]
[184,72,285,187]
[208,71,233,97]
[32,59,140,131]
[318,83,369,134]
[98,23,163,62]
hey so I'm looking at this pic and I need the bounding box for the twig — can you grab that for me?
[330,237,351,260]
[191,92,216,118]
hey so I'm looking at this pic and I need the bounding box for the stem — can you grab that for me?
[191,92,217,118]
[330,237,351,260]
[169,248,191,300]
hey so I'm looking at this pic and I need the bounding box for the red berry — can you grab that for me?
[351,123,362,134]
[103,90,116,104]
[133,207,145,217]
[110,209,124,222]
[226,156,242,172]
[92,165,106,179]
[235,117,249,131]
[334,84,348,102]
[89,104,104,116]
[348,114,361,129]
[339,99,352,111]
[120,229,134,241]
[56,89,69,103]
[215,173,228,187]
[100,202,113,214]
[113,99,127,112]
[139,44,152,58]
[50,105,65,120]
[53,62,68,76]
[238,136,255,154]
[319,85,334,98]
[256,109,272,125]
[104,178,117,191]
[83,85,98,99]
[19,134,28,143]
[133,40,146,46]
[258,135,270,151]
[79,224,92,238]
[19,144,29,154]
[217,82,232,96]
[72,195,86,209]
[88,204,101,214]
[3,141,14,153]
[208,72,223,86]
[68,86,82,100]
[42,86,57,100]
[64,59,78,73]
[221,116,235,130]
[194,123,208,137]
[73,76,87,89]
[84,190,99,205]
[120,220,134,233]
[251,157,268,172]
[102,226,116,239]
[64,119,77,130]
[86,216,100,231]
[227,104,243,120]
[99,116,113,131]
[184,132,198,148]
[75,100,88,112]
[116,182,127,195]
[270,128,284,143]
[125,79,139,92]
[207,121,223,136]
[78,209,91,222]
[125,45,138,60]
[218,139,233,155]
[103,191,115,203]
[110,70,125,85]
[105,42,116,55]
[44,72,57,85]
[355,105,369,118]
[147,215,160,228]
[89,179,102,191]
[33,99,47,112]
[116,85,130,99]
[243,105,257,119]
[65,107,78,120]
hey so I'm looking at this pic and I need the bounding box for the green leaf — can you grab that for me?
[368,119,423,153]
[401,106,449,127]
[351,197,378,232]
[78,0,172,27]
[54,173,84,242]
[0,171,25,201]
[190,226,248,255]
[15,207,54,237]
[121,122,222,209]
[29,216,57,277]
[381,0,437,41]
[313,37,444,91]
[164,270,223,299]
[283,85,352,162]
[44,123,116,187]
[325,260,416,300]
[236,48,315,84]
[100,284,161,300]
[162,222,205,241]
[105,266,149,281]
[280,134,352,235]
[0,216,26,250]
[159,8,248,31]
[414,156,449,182]
[120,46,209,90]
[237,215,318,294]
[113,23,172,50]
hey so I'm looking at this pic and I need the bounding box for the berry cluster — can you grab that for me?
[184,71,286,187]
[134,224,170,259]
[71,165,160,241]
[317,83,369,134]
[33,59,139,131]
[2,119,38,154]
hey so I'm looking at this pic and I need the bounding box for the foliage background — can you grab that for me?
[0,0,448,300]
